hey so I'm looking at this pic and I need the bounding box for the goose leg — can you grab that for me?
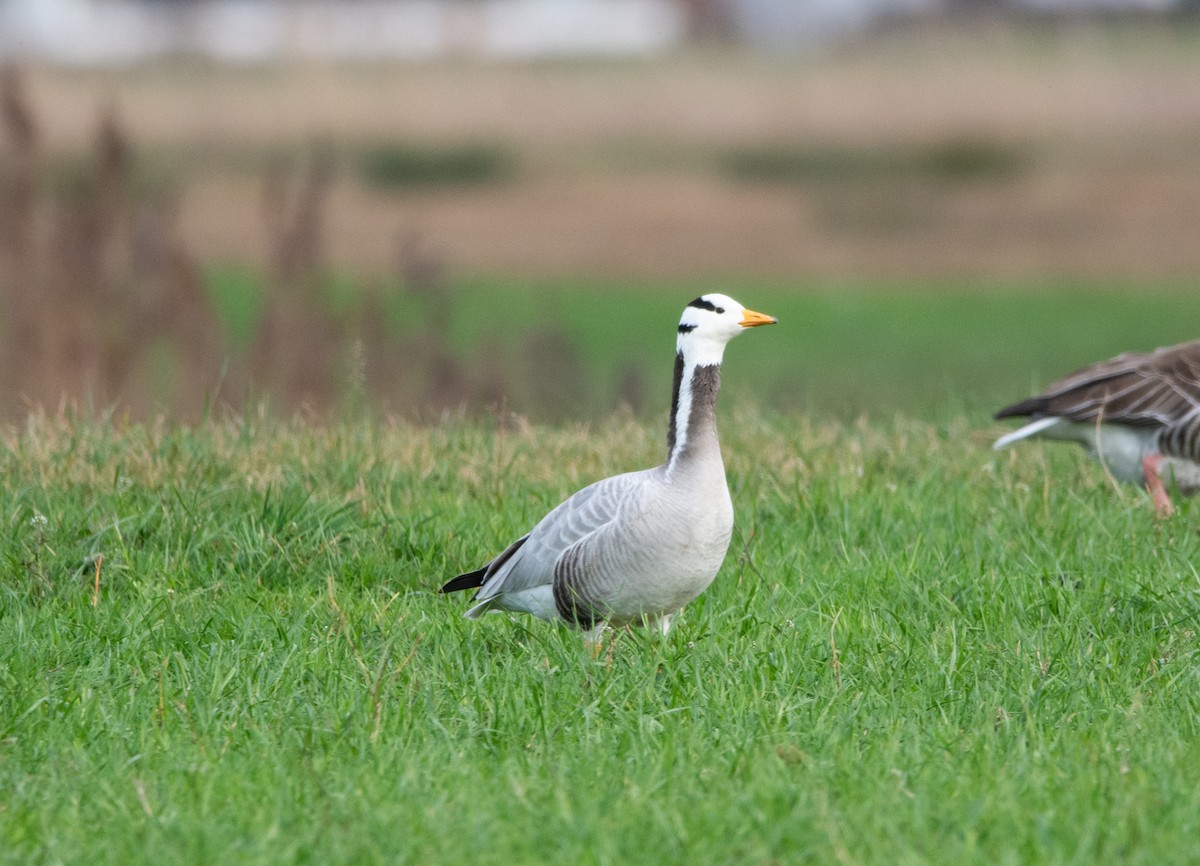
[583,622,609,654]
[638,612,674,636]
[1142,453,1174,518]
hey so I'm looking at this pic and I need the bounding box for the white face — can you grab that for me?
[677,294,746,341]
[676,294,775,363]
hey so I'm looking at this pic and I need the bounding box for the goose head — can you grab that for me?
[676,293,776,365]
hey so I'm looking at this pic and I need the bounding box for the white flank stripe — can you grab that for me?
[993,416,1063,450]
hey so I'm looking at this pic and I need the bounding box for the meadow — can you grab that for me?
[3,321,1200,863]
[4,18,1200,863]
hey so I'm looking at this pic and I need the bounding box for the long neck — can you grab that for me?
[666,351,723,471]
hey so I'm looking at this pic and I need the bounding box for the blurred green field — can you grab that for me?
[203,269,1200,422]
[2,410,1199,865]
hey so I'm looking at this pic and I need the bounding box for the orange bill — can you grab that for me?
[739,309,777,328]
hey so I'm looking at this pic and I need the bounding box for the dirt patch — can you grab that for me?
[17,20,1200,279]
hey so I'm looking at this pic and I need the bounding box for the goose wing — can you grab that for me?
[471,468,653,603]
[995,340,1200,429]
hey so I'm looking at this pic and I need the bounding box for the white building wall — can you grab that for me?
[0,0,686,64]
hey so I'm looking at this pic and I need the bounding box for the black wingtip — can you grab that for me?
[993,398,1045,421]
[442,535,530,595]
[439,567,488,594]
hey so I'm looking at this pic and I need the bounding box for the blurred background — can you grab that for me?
[1,0,1199,423]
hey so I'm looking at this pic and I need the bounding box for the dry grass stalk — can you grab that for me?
[0,74,529,422]
[0,66,41,415]
[253,147,342,413]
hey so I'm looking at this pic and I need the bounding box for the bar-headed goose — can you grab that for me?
[993,340,1200,517]
[441,294,776,640]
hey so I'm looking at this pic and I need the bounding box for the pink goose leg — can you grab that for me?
[1142,453,1174,518]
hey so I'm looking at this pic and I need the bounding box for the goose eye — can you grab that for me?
[715,306,725,314]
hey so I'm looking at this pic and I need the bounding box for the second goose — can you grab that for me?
[993,340,1200,517]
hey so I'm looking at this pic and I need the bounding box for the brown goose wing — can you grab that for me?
[994,340,1200,428]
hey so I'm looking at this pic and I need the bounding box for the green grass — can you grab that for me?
[395,276,1200,419]
[2,407,1200,865]
[357,141,514,189]
[197,269,1200,422]
[719,137,1027,185]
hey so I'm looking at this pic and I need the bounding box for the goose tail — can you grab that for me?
[440,567,488,594]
